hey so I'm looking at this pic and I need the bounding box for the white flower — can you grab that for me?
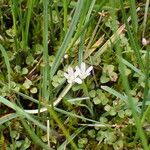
[64,66,82,84]
[75,62,93,80]
[142,38,149,46]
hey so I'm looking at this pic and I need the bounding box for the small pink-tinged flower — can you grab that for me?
[64,66,82,84]
[142,38,149,46]
[75,62,93,80]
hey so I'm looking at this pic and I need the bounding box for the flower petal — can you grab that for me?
[80,62,86,72]
[86,66,93,75]
[75,66,80,77]
[74,78,82,84]
[67,66,74,75]
[64,73,69,79]
[67,79,73,84]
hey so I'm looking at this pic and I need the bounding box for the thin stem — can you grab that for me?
[141,47,150,115]
[10,0,18,52]
[42,0,49,100]
[20,118,52,150]
[120,0,144,71]
[47,119,50,148]
[82,81,94,116]
[47,105,78,149]
[142,0,150,37]
[25,0,34,48]
[63,0,68,34]
[25,83,73,114]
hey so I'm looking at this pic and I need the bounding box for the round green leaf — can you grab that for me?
[30,87,38,94]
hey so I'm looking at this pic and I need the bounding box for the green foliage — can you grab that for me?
[78,137,88,148]
[87,129,96,138]
[89,89,109,105]
[52,70,64,88]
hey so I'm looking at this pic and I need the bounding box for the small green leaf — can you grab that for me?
[22,68,28,75]
[100,73,110,83]
[125,109,131,116]
[93,97,101,105]
[30,87,38,94]
[78,138,88,145]
[109,72,118,82]
[49,55,55,67]
[125,67,131,76]
[109,108,116,116]
[118,110,125,118]
[26,55,34,65]
[104,104,111,112]
[99,117,108,123]
[53,75,59,82]
[106,64,114,74]
[52,82,59,88]
[14,65,21,73]
[101,97,109,105]
[57,70,64,77]
[21,137,31,149]
[113,140,123,150]
[23,79,32,89]
[16,141,22,148]
[88,129,96,138]
[11,130,19,139]
[89,90,96,98]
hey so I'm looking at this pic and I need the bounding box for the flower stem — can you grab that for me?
[82,81,94,116]
[25,83,73,114]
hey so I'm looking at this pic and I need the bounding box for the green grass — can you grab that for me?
[0,0,150,149]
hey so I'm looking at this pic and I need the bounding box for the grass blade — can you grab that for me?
[121,57,144,77]
[47,106,78,149]
[42,0,49,100]
[63,0,68,34]
[10,0,19,51]
[25,0,34,47]
[0,44,11,89]
[55,107,100,124]
[119,0,144,71]
[142,0,150,37]
[0,96,47,131]
[129,0,138,33]
[20,118,52,150]
[101,85,127,102]
[58,126,86,150]
[50,0,84,77]
[0,113,18,125]
[141,46,150,115]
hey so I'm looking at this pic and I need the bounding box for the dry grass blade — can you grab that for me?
[84,35,104,59]
[92,24,125,63]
